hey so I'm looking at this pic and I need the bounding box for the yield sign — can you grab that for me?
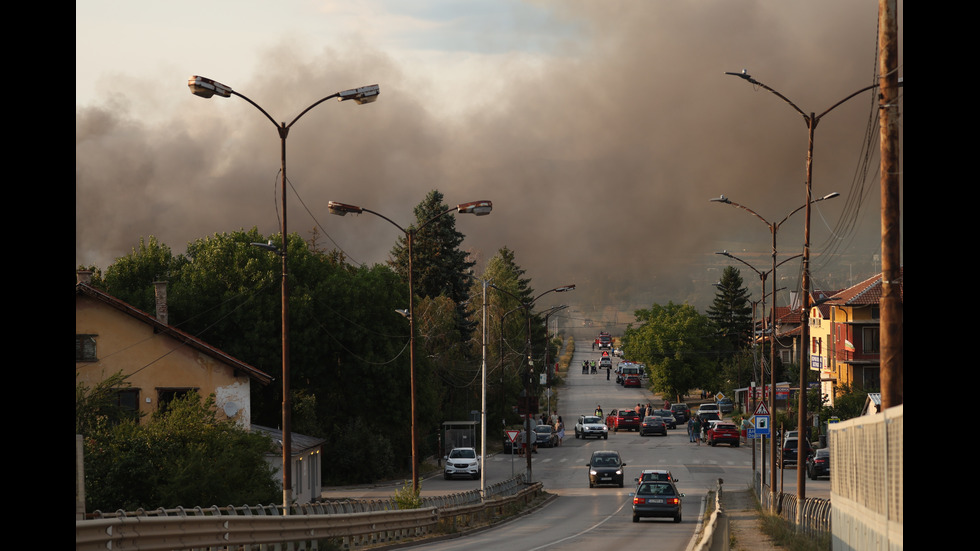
[754,401,771,416]
[505,430,520,443]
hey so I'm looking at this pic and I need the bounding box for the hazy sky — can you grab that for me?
[76,1,902,319]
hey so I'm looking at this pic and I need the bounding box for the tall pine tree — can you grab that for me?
[707,266,753,351]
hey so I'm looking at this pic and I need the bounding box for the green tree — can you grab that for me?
[621,302,721,403]
[82,392,278,512]
[76,371,141,434]
[707,266,753,352]
[388,190,477,338]
[95,236,187,313]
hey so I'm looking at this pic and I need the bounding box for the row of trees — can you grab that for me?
[80,190,559,498]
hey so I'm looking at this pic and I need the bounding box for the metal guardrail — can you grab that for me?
[754,472,831,536]
[77,475,542,550]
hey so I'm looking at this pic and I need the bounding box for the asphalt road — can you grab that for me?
[325,327,833,550]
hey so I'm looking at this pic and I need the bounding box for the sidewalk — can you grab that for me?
[721,488,782,550]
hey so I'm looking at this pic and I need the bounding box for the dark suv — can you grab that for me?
[587,450,626,488]
[780,437,814,468]
[670,403,690,423]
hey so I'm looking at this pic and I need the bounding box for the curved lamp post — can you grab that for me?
[489,283,574,484]
[716,250,800,477]
[710,192,838,509]
[189,75,379,514]
[724,69,903,508]
[328,199,492,494]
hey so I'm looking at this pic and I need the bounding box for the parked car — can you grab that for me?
[639,416,667,436]
[706,421,740,447]
[697,403,721,417]
[575,415,609,439]
[780,437,814,468]
[717,397,734,414]
[623,375,642,388]
[697,411,721,425]
[599,357,613,371]
[806,448,830,479]
[651,409,677,429]
[535,424,558,448]
[631,480,683,523]
[670,403,691,423]
[587,450,626,488]
[606,408,641,432]
[443,447,481,480]
[502,428,538,454]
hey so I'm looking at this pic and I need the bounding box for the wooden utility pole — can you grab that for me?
[879,0,903,409]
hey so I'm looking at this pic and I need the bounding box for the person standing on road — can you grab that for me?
[556,416,565,446]
[690,416,702,446]
[606,365,611,380]
[595,405,603,418]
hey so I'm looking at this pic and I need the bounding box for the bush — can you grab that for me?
[82,392,279,512]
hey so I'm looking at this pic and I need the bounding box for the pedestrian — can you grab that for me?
[692,416,702,446]
[606,365,611,380]
[595,404,603,418]
[556,416,565,446]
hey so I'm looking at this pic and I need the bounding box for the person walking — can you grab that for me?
[691,416,702,446]
[606,364,611,380]
[595,404,603,418]
[556,416,565,446]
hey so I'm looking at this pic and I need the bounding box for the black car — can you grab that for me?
[651,409,677,429]
[535,424,558,448]
[639,416,667,436]
[631,480,683,523]
[806,448,830,479]
[587,450,626,488]
[780,437,814,468]
[670,403,690,423]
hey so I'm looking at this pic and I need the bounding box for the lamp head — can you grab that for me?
[710,195,731,204]
[457,200,493,216]
[188,75,232,98]
[328,201,363,216]
[338,84,380,104]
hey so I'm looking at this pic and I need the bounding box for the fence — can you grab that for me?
[76,475,541,551]
[754,472,832,537]
[828,404,903,550]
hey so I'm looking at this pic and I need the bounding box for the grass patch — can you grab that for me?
[758,512,832,551]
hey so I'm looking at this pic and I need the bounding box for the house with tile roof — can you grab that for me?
[75,270,272,427]
[807,269,903,406]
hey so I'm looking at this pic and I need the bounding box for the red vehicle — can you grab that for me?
[706,422,741,447]
[597,332,613,350]
[606,408,640,432]
[623,375,642,388]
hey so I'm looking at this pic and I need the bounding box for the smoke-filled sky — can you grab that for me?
[76,0,902,319]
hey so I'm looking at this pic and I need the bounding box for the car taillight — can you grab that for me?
[633,497,645,504]
[667,498,680,505]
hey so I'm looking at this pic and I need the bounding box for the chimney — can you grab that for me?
[76,269,93,285]
[153,280,169,325]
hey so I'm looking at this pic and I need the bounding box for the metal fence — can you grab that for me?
[77,475,539,551]
[754,472,832,536]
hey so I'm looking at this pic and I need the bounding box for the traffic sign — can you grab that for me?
[752,414,770,437]
[505,430,520,443]
[754,401,770,416]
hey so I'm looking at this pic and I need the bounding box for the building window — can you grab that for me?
[157,388,198,414]
[75,334,98,362]
[862,327,880,354]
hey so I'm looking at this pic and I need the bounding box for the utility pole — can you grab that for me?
[878,0,903,409]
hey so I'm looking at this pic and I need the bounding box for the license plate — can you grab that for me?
[651,499,664,503]
[601,477,611,480]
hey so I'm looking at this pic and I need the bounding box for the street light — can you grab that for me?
[189,75,379,514]
[715,250,799,477]
[725,69,899,510]
[489,283,574,484]
[328,199,492,495]
[710,192,838,508]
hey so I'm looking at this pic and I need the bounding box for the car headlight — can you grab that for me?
[590,469,597,475]
[616,469,623,475]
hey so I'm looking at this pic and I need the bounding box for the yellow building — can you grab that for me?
[75,270,272,427]
[806,270,903,405]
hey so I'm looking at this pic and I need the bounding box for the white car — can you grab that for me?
[575,415,609,439]
[697,403,721,417]
[444,447,481,480]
